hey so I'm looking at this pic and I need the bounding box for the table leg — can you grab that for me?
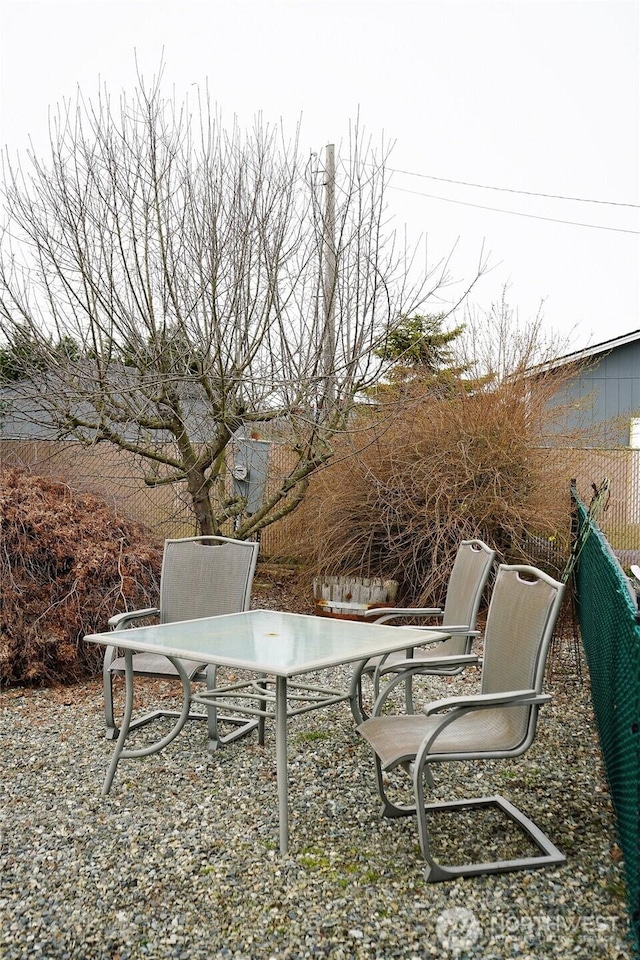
[101,652,192,795]
[102,649,135,795]
[275,675,289,855]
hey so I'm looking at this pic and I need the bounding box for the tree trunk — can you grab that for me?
[187,471,217,536]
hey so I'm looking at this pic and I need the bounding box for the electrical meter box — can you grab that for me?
[231,438,271,516]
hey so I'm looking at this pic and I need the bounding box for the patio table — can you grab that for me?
[85,609,446,853]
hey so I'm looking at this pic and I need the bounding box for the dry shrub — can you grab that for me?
[287,379,574,606]
[0,466,163,686]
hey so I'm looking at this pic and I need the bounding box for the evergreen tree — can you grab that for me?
[369,313,469,400]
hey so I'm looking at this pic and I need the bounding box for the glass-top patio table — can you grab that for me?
[85,609,446,854]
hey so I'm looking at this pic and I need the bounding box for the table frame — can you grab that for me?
[86,610,446,854]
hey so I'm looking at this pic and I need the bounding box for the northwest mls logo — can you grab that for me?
[435,908,621,955]
[435,907,482,955]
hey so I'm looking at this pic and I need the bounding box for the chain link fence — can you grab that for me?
[0,439,299,555]
[570,448,640,568]
[1,440,638,564]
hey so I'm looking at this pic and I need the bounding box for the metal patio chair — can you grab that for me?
[103,535,260,750]
[350,539,496,723]
[357,563,566,881]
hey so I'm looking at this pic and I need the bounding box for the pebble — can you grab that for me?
[0,661,634,959]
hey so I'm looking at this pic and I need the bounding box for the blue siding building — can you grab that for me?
[540,330,640,447]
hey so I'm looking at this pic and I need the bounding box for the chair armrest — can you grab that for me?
[378,653,480,677]
[376,621,480,677]
[372,628,462,674]
[411,690,553,771]
[108,607,160,630]
[423,689,551,716]
[393,625,479,638]
[372,655,481,715]
[364,606,442,624]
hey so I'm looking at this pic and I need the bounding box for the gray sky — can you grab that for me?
[1,0,638,352]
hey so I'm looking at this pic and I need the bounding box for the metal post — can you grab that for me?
[275,675,289,854]
[322,143,336,408]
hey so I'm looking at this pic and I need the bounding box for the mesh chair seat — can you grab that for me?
[359,708,529,770]
[109,653,207,679]
[361,637,479,675]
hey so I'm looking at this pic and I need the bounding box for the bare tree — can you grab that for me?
[457,286,572,381]
[0,67,485,536]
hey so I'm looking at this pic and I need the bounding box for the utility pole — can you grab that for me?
[322,143,336,408]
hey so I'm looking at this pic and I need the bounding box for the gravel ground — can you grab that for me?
[0,575,635,960]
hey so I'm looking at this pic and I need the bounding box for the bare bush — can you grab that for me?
[0,466,162,686]
[285,374,576,606]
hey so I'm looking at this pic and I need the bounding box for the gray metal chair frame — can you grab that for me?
[357,563,566,882]
[350,539,496,723]
[103,535,260,750]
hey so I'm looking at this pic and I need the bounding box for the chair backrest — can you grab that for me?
[480,563,565,748]
[441,539,496,629]
[159,536,259,624]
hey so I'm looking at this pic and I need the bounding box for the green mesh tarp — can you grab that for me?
[574,494,640,956]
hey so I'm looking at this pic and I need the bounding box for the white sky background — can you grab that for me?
[0,0,638,354]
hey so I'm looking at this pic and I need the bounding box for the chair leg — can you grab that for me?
[204,664,260,751]
[374,756,417,819]
[105,663,258,752]
[349,659,371,724]
[404,674,416,714]
[413,762,566,881]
